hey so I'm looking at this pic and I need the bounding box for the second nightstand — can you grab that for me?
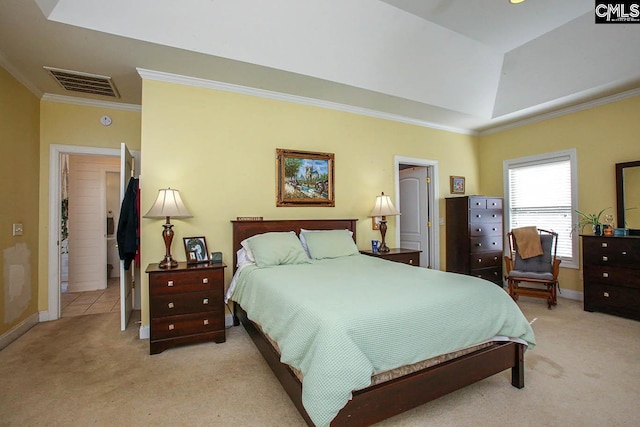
[360,248,421,266]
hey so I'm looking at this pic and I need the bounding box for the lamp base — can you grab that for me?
[379,218,390,252]
[158,256,178,269]
[378,242,391,252]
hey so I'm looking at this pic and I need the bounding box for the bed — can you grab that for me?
[229,219,534,427]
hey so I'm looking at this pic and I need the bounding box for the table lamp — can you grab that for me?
[144,188,192,268]
[369,192,400,252]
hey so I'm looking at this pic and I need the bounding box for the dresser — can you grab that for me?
[582,235,640,321]
[446,196,503,286]
[147,262,227,354]
[360,248,421,266]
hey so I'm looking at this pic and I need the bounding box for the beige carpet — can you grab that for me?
[1,298,638,426]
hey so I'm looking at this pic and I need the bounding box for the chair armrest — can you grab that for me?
[504,255,513,275]
[552,258,561,279]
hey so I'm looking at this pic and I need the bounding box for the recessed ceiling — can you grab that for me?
[0,0,639,134]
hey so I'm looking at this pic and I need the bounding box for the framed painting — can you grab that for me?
[450,176,465,194]
[183,236,209,264]
[276,149,335,207]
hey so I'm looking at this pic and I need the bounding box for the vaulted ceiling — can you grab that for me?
[1,0,639,134]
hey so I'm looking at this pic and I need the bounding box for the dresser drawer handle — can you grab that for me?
[476,214,482,218]
[493,272,498,276]
[168,324,174,330]
[202,278,209,284]
[602,256,608,261]
[492,242,497,245]
[603,292,609,298]
[476,202,481,206]
[492,227,497,232]
[476,243,482,247]
[492,214,497,218]
[491,202,497,206]
[203,298,209,305]
[602,272,609,278]
[494,256,499,261]
[168,302,174,309]
[622,251,627,256]
[601,243,608,248]
[167,280,174,287]
[409,259,413,264]
[203,319,209,326]
[478,258,482,263]
[477,228,482,232]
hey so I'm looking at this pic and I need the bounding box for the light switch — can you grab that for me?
[12,223,23,236]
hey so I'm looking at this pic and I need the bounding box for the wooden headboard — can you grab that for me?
[231,219,358,271]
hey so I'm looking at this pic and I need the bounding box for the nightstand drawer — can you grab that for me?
[383,252,420,266]
[149,269,223,295]
[151,290,222,317]
[151,312,225,340]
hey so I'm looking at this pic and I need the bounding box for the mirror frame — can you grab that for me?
[616,160,640,236]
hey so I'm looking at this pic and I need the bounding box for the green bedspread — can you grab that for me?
[230,254,535,427]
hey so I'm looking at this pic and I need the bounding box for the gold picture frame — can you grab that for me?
[276,149,335,207]
[450,176,465,194]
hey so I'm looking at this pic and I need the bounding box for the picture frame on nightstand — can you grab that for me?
[183,236,209,264]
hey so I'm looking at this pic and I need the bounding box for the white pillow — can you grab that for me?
[299,228,354,256]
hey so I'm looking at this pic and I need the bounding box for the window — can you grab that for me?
[504,149,578,268]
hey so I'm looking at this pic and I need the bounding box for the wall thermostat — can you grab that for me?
[100,115,112,126]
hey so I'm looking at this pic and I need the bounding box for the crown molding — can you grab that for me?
[0,52,43,98]
[41,93,141,112]
[479,86,640,136]
[136,68,475,136]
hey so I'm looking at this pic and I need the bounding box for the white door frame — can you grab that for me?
[46,144,136,321]
[394,156,440,270]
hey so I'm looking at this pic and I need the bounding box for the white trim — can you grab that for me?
[503,149,579,269]
[0,312,39,350]
[479,87,640,136]
[136,68,474,136]
[558,289,583,302]
[393,156,440,270]
[41,93,141,112]
[139,324,150,340]
[0,52,43,98]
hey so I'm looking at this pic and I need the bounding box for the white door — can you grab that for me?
[399,167,430,267]
[120,143,134,331]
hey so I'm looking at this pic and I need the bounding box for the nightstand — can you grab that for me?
[360,248,421,266]
[146,262,226,355]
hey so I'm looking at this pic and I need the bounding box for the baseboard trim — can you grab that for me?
[139,324,150,340]
[0,312,39,350]
[558,288,583,301]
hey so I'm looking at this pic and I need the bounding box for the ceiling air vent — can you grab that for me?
[44,66,120,98]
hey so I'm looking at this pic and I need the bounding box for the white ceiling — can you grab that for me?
[1,0,639,134]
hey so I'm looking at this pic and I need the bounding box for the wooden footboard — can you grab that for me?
[235,303,524,427]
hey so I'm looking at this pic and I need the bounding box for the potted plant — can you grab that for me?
[575,207,610,235]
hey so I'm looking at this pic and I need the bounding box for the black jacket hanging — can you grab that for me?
[117,177,139,270]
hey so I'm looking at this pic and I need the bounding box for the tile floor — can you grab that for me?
[61,277,120,317]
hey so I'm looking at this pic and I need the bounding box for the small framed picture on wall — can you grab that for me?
[450,176,465,194]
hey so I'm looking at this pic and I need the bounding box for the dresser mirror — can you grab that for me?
[616,160,640,235]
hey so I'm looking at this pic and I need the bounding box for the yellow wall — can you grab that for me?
[0,67,40,335]
[478,95,640,292]
[139,79,479,326]
[38,101,141,311]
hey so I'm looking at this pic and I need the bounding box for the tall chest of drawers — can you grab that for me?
[446,196,503,286]
[147,262,227,354]
[582,235,640,321]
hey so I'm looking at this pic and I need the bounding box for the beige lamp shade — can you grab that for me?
[144,188,193,219]
[369,192,400,217]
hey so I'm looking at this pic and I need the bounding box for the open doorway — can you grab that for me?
[394,156,440,270]
[46,144,140,326]
[59,156,120,317]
